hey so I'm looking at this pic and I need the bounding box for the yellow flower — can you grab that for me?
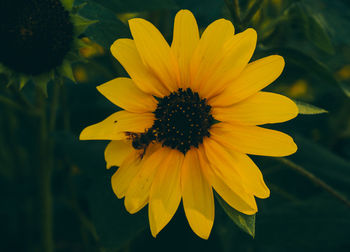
[80,10,298,239]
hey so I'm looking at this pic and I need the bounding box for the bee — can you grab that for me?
[126,129,157,159]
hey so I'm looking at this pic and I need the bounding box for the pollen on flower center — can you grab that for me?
[0,0,74,75]
[150,88,214,154]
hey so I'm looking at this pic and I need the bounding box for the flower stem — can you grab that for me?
[36,85,54,252]
[49,78,61,131]
[278,157,350,209]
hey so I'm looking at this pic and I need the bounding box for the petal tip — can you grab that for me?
[177,9,193,16]
[79,127,90,140]
[124,198,139,214]
[185,209,213,240]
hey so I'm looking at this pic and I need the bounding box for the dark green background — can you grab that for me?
[0,0,350,251]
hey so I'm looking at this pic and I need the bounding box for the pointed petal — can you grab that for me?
[149,149,184,237]
[190,19,235,92]
[224,148,270,198]
[110,39,169,97]
[124,146,170,214]
[209,55,285,107]
[210,123,297,157]
[104,140,134,169]
[201,28,257,99]
[129,18,180,92]
[181,148,214,239]
[111,152,142,198]
[97,78,157,113]
[171,10,199,88]
[201,138,258,214]
[212,91,298,125]
[79,111,154,140]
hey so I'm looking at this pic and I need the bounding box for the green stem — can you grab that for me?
[36,86,54,252]
[49,78,61,131]
[278,157,350,209]
[242,0,264,24]
[61,84,71,131]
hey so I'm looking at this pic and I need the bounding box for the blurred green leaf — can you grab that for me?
[292,135,350,189]
[61,61,76,82]
[77,0,130,48]
[88,0,177,12]
[71,14,98,36]
[216,193,255,238]
[61,0,74,11]
[304,0,350,45]
[339,82,350,98]
[293,100,328,114]
[267,48,338,86]
[32,72,54,97]
[305,14,335,54]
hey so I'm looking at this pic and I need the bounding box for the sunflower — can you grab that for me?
[80,10,298,239]
[0,0,95,91]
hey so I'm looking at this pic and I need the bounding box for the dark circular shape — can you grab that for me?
[0,0,74,75]
[151,88,214,154]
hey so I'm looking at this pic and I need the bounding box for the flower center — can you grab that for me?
[0,0,74,75]
[130,88,214,155]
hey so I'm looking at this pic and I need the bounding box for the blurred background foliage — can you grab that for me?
[0,0,350,251]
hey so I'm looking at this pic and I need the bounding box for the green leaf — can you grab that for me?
[339,82,350,98]
[61,60,76,82]
[32,72,54,97]
[19,75,29,90]
[216,193,255,238]
[292,135,350,187]
[302,0,350,45]
[305,14,334,54]
[61,0,74,11]
[293,100,328,115]
[77,1,130,48]
[267,48,338,86]
[71,14,98,36]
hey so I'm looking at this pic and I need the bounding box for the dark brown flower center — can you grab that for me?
[0,0,74,75]
[129,88,214,155]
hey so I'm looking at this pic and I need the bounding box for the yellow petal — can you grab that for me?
[104,140,134,169]
[111,152,142,198]
[171,10,199,88]
[181,148,214,239]
[201,28,257,99]
[224,148,270,199]
[110,39,169,97]
[212,91,298,125]
[149,149,184,237]
[210,123,297,157]
[209,55,285,107]
[190,19,235,92]
[79,111,154,140]
[97,77,157,113]
[129,18,180,92]
[201,138,258,214]
[124,146,170,214]
[198,144,257,215]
